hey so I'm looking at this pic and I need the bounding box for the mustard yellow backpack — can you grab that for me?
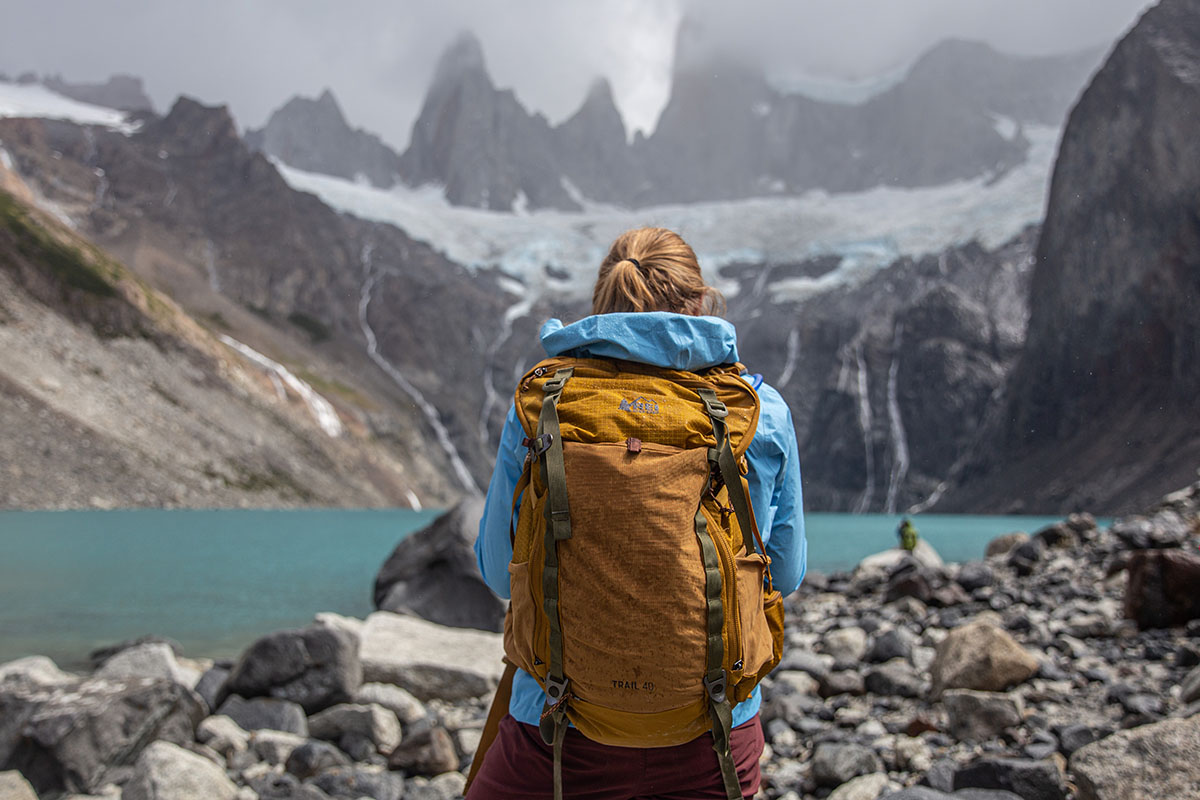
[469,357,785,800]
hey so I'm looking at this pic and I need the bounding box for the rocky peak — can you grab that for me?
[42,73,155,113]
[246,89,402,188]
[432,31,488,88]
[152,97,242,158]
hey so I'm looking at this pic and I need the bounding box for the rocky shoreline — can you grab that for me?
[2,479,1199,800]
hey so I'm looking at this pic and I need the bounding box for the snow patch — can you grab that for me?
[218,335,343,437]
[0,81,140,133]
[991,114,1020,141]
[275,126,1060,307]
[768,62,910,106]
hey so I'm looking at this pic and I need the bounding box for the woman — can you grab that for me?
[471,227,806,799]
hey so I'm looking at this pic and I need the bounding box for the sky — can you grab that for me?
[0,0,1156,150]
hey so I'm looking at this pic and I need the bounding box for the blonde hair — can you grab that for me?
[592,227,724,316]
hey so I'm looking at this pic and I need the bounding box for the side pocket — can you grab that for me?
[503,561,540,677]
[734,553,775,681]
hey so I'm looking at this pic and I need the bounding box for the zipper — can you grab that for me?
[708,499,743,672]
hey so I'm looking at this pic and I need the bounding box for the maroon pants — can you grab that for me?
[466,714,764,800]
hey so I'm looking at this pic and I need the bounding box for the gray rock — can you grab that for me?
[819,670,867,698]
[246,769,332,800]
[95,642,201,690]
[0,770,38,800]
[387,727,459,777]
[1071,715,1200,799]
[374,498,505,632]
[404,772,467,800]
[285,740,352,780]
[828,772,890,800]
[0,657,78,689]
[778,649,833,681]
[864,660,924,698]
[122,741,237,800]
[1180,665,1200,704]
[196,715,251,757]
[866,628,916,663]
[222,624,361,714]
[193,667,229,713]
[953,791,1023,800]
[250,730,308,766]
[308,703,401,755]
[353,683,426,725]
[217,695,309,736]
[359,612,503,701]
[824,627,869,663]
[0,676,204,796]
[943,690,1024,742]
[1056,724,1110,756]
[956,562,995,592]
[812,742,883,788]
[953,757,1066,800]
[985,533,1029,559]
[931,621,1039,696]
[309,765,404,800]
[88,636,182,671]
[880,790,951,800]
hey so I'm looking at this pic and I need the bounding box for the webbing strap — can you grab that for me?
[694,480,739,800]
[709,696,741,800]
[537,368,573,763]
[698,388,761,557]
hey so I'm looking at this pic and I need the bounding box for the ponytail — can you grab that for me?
[591,228,724,316]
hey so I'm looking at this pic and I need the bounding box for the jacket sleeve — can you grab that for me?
[474,403,526,599]
[745,382,807,597]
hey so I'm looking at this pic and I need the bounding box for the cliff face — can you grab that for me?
[950,0,1200,513]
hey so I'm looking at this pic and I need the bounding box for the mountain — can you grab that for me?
[948,0,1200,513]
[245,89,403,189]
[553,78,638,204]
[0,160,423,508]
[397,32,580,211]
[40,73,154,113]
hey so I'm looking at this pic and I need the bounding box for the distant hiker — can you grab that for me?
[469,227,806,800]
[898,518,919,552]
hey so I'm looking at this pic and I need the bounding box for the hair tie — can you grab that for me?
[627,258,641,270]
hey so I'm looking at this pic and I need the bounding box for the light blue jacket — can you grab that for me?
[475,312,806,730]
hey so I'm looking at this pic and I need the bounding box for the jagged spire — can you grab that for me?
[432,31,488,87]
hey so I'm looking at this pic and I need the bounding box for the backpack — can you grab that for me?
[469,356,785,800]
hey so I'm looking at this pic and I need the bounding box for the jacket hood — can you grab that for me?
[540,312,740,372]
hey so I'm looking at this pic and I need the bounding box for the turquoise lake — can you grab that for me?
[0,510,1071,668]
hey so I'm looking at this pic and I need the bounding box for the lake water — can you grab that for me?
[0,509,1072,668]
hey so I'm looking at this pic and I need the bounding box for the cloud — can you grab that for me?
[0,0,1153,148]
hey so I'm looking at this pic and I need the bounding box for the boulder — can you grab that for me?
[823,627,869,663]
[374,497,505,632]
[0,657,78,689]
[1123,549,1200,629]
[359,612,504,701]
[404,772,468,800]
[0,771,38,800]
[1112,511,1192,549]
[930,621,1038,696]
[88,636,182,671]
[216,695,308,736]
[812,742,883,788]
[942,690,1024,742]
[285,740,352,780]
[308,703,401,755]
[193,667,229,713]
[387,727,459,776]
[864,660,923,698]
[222,624,361,713]
[953,757,1066,800]
[249,730,308,766]
[122,742,237,800]
[1056,724,1111,756]
[778,649,833,681]
[196,715,251,758]
[955,561,995,592]
[1181,665,1200,705]
[94,642,201,690]
[819,670,866,698]
[985,532,1029,559]
[0,676,204,796]
[857,540,945,577]
[865,628,916,663]
[354,683,426,725]
[878,789,952,800]
[1070,715,1200,799]
[827,772,890,800]
[309,765,404,800]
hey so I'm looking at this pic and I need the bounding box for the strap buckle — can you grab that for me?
[704,671,727,704]
[703,396,728,419]
[523,433,554,456]
[546,676,570,705]
[543,374,569,393]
